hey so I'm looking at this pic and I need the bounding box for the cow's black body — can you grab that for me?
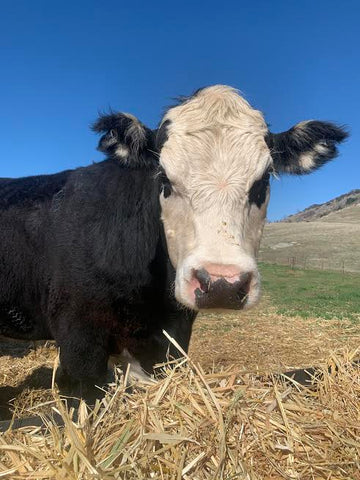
[0,156,196,391]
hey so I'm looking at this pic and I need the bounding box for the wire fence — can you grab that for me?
[258,255,354,274]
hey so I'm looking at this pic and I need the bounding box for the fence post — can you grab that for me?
[290,257,296,270]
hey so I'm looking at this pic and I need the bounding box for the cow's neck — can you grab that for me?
[97,162,164,289]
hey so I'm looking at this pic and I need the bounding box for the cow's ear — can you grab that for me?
[265,121,348,175]
[92,112,157,167]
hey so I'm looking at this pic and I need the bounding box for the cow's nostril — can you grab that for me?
[193,268,211,293]
[239,272,251,289]
[236,272,252,302]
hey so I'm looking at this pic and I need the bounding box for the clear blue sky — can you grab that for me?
[1,0,359,220]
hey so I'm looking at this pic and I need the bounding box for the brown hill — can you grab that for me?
[260,189,360,272]
[282,189,360,223]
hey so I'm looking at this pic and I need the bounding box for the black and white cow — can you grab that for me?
[0,85,347,397]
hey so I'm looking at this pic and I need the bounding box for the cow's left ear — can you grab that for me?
[265,121,348,175]
[92,112,157,168]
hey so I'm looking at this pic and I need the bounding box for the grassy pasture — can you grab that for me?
[260,263,360,322]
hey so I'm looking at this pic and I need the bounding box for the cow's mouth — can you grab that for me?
[193,270,252,310]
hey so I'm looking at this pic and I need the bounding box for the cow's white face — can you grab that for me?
[158,86,270,310]
[156,85,347,310]
[93,85,348,311]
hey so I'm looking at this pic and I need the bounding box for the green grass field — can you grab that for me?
[259,263,360,322]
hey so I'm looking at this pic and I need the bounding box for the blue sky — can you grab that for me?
[0,0,359,220]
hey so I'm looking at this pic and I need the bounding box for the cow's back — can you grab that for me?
[0,170,72,339]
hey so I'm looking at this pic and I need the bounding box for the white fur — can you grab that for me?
[298,152,315,170]
[109,349,155,385]
[315,143,329,155]
[114,145,129,159]
[298,143,329,171]
[159,86,271,310]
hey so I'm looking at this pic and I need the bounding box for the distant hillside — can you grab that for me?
[282,189,360,223]
[318,203,360,224]
[260,189,360,272]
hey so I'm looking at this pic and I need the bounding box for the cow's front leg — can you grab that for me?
[54,319,111,403]
[128,309,197,375]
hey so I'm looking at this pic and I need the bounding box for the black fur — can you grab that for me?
[0,114,196,400]
[155,119,171,150]
[154,121,172,197]
[160,88,206,121]
[248,172,270,208]
[266,121,348,174]
[0,305,33,335]
[0,171,71,209]
[158,166,172,198]
[170,87,205,107]
[92,112,157,168]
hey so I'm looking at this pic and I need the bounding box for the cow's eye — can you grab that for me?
[162,182,172,198]
[248,172,270,207]
[158,169,173,198]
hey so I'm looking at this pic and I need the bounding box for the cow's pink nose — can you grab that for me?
[205,264,243,283]
[191,265,252,309]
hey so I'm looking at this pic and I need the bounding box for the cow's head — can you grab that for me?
[93,86,348,312]
[156,86,347,310]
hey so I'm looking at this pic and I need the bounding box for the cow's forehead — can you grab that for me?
[162,85,267,134]
[159,85,270,186]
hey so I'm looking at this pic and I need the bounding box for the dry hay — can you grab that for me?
[191,310,360,373]
[0,338,359,480]
[1,309,359,421]
[0,340,56,420]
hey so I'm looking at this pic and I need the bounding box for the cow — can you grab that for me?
[0,85,347,400]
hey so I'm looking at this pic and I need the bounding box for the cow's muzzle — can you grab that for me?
[192,267,252,309]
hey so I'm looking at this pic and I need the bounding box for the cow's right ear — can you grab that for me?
[92,112,157,167]
[265,121,348,175]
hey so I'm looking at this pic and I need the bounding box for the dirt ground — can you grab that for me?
[0,303,359,420]
[190,306,360,372]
